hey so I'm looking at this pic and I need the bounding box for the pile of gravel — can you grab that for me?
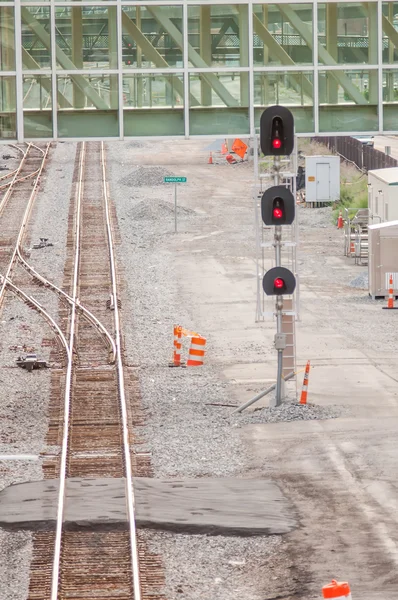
[297,206,333,229]
[120,166,174,187]
[131,199,196,221]
[350,271,368,289]
[235,399,345,425]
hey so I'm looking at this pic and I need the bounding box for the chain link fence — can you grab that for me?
[313,136,398,172]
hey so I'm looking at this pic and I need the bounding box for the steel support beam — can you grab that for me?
[148,6,239,107]
[71,7,84,108]
[200,6,212,106]
[108,6,118,110]
[239,5,249,107]
[366,1,378,105]
[326,4,338,104]
[121,10,198,106]
[21,7,109,110]
[136,6,143,107]
[253,15,313,99]
[278,4,368,105]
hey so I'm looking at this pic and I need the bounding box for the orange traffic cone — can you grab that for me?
[226,154,237,164]
[382,274,398,310]
[322,579,352,599]
[337,210,343,229]
[208,152,213,164]
[299,360,310,404]
[221,141,228,154]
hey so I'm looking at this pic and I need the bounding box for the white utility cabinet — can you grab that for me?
[368,167,398,224]
[305,155,340,204]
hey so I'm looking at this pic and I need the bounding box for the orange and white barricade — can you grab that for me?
[322,579,352,600]
[186,335,207,366]
[170,325,183,367]
[169,326,206,367]
[299,360,310,404]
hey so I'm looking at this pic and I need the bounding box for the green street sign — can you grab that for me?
[164,176,187,183]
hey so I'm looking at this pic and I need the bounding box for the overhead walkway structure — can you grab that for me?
[1,1,398,140]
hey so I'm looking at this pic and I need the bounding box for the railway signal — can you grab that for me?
[260,105,294,156]
[260,105,296,407]
[261,185,295,226]
[263,267,296,296]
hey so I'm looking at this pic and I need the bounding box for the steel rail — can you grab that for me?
[0,144,51,306]
[0,275,71,362]
[17,253,117,363]
[101,140,142,600]
[0,143,33,218]
[50,142,85,600]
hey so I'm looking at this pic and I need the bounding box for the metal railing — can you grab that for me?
[314,136,398,172]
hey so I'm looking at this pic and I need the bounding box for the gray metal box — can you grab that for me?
[368,220,398,298]
[305,155,340,204]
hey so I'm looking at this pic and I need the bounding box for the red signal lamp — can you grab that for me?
[273,206,283,220]
[274,277,285,290]
[272,138,282,149]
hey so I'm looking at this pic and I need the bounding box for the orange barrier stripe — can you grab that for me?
[189,349,205,357]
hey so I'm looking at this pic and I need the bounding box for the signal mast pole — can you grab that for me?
[273,156,285,407]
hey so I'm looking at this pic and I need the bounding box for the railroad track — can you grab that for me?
[23,142,165,600]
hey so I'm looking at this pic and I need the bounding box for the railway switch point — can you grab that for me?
[382,274,398,310]
[322,579,352,599]
[299,360,311,404]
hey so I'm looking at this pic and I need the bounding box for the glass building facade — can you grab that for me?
[0,0,398,140]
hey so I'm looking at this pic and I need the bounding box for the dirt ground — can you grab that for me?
[2,138,398,600]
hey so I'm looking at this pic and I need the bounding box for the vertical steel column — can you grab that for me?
[313,0,319,134]
[108,6,118,110]
[183,0,189,138]
[239,4,249,108]
[326,3,338,104]
[14,0,24,141]
[248,0,255,137]
[72,7,84,108]
[50,0,58,139]
[377,0,383,132]
[200,5,212,105]
[116,0,124,139]
[136,7,143,107]
[368,2,378,106]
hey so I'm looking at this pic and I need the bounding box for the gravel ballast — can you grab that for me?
[0,142,76,600]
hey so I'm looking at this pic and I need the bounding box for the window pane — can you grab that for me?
[253,3,313,66]
[122,6,183,69]
[189,72,249,135]
[318,3,378,65]
[188,5,248,67]
[383,69,398,129]
[57,74,118,137]
[319,69,378,131]
[55,6,118,70]
[383,2,398,64]
[0,7,15,71]
[0,76,16,138]
[21,7,51,71]
[23,75,52,138]
[254,71,314,133]
[123,75,184,136]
